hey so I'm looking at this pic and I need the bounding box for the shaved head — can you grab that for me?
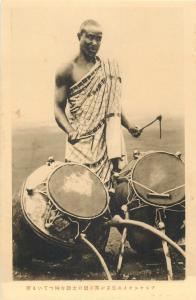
[79,19,102,35]
[77,19,103,59]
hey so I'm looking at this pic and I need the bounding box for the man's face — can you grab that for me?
[78,25,102,58]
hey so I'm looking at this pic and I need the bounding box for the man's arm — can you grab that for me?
[54,69,78,142]
[121,108,141,138]
[121,108,132,130]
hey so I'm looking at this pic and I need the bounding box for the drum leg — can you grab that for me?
[117,227,127,274]
[158,222,173,280]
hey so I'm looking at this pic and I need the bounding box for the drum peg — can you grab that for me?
[79,233,86,240]
[113,172,120,178]
[121,205,128,212]
[26,187,33,196]
[175,151,182,159]
[108,187,115,194]
[180,220,185,230]
[157,221,165,230]
[133,149,140,159]
[45,222,53,229]
[46,156,55,166]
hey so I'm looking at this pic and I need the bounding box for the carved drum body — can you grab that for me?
[13,160,110,265]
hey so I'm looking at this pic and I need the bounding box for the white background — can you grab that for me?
[10,1,184,126]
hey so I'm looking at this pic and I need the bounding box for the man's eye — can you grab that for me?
[86,34,102,42]
[96,36,102,42]
[87,34,94,40]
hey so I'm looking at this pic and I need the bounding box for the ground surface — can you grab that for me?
[12,118,185,280]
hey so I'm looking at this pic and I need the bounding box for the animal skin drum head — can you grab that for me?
[131,151,185,207]
[47,163,108,219]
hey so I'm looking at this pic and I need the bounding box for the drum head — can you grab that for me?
[47,164,108,219]
[132,152,185,206]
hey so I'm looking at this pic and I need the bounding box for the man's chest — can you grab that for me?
[71,63,95,84]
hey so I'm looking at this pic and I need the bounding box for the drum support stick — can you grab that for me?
[117,208,129,274]
[79,234,112,280]
[117,227,127,274]
[162,235,173,280]
[158,221,173,280]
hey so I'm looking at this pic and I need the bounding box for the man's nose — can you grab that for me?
[92,39,98,46]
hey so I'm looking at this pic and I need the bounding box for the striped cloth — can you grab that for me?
[65,57,127,184]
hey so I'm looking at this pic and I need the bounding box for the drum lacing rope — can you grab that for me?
[127,204,149,212]
[118,175,157,195]
[155,202,184,220]
[123,177,185,199]
[161,184,185,194]
[127,193,148,211]
[118,170,185,212]
[121,176,138,208]
[158,200,185,210]
[131,180,185,196]
[45,202,63,228]
[130,179,157,194]
[155,208,166,227]
[81,221,92,234]
[67,216,80,239]
[33,181,48,196]
[165,205,185,213]
[120,176,147,211]
[118,159,136,178]
[126,177,134,204]
[180,203,185,208]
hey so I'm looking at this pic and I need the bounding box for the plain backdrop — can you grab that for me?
[10,2,184,127]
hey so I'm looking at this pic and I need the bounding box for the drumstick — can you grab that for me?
[105,215,185,258]
[79,234,112,280]
[140,115,162,132]
[159,116,162,139]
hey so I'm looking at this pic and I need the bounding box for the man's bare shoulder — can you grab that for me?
[55,60,74,87]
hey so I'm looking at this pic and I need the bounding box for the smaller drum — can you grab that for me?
[120,151,185,207]
[112,151,185,252]
[13,159,110,265]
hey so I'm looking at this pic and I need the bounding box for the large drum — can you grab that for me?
[13,159,110,265]
[113,151,185,252]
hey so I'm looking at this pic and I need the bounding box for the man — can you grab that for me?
[54,19,141,186]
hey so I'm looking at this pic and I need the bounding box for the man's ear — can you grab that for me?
[77,32,81,40]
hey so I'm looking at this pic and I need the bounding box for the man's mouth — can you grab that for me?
[88,47,97,53]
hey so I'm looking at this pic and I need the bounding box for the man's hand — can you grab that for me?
[128,126,142,138]
[68,129,78,144]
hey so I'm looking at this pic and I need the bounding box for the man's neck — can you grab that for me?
[77,52,97,65]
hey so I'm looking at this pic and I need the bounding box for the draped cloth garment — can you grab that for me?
[65,57,127,184]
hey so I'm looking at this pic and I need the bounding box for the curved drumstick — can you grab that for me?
[159,115,162,139]
[79,233,112,280]
[140,115,162,131]
[140,115,162,138]
[105,215,185,258]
